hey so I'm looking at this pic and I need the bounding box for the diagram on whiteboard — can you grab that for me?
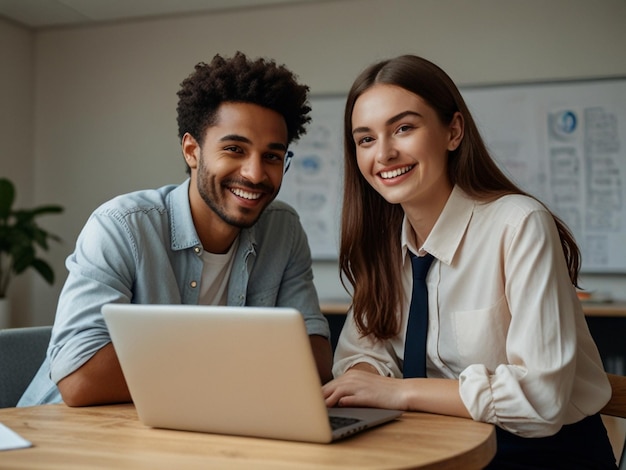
[463,79,626,273]
[277,96,344,259]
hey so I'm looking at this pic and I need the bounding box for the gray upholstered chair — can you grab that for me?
[0,325,52,408]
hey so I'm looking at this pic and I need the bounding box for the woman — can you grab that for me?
[322,55,616,469]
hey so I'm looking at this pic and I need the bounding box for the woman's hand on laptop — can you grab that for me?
[322,367,410,410]
[323,371,472,419]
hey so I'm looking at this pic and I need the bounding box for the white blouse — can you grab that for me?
[332,186,611,437]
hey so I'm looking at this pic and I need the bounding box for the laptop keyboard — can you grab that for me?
[329,416,362,431]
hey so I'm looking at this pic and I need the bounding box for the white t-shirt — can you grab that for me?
[198,238,239,306]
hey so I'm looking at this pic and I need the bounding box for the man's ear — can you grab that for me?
[447,112,464,151]
[182,133,200,169]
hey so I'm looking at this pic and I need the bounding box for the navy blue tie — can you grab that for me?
[403,252,435,378]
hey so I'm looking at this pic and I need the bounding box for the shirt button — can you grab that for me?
[190,281,198,288]
[193,246,201,254]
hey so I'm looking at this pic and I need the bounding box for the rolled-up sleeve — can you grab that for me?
[49,211,138,383]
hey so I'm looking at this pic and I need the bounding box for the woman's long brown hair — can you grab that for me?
[340,55,581,340]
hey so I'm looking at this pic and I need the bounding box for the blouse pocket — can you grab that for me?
[450,296,510,369]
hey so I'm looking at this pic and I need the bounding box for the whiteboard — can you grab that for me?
[278,96,344,259]
[279,78,626,273]
[462,78,626,273]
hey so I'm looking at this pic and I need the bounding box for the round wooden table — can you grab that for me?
[0,403,496,469]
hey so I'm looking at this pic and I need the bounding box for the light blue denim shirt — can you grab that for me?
[19,179,329,406]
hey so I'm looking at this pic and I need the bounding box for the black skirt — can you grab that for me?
[484,414,618,469]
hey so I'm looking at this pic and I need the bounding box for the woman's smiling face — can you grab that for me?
[351,84,462,211]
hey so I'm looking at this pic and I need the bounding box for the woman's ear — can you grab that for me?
[182,133,200,170]
[447,112,464,151]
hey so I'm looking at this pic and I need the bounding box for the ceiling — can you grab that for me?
[0,0,325,29]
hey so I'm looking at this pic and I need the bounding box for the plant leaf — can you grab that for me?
[0,177,63,292]
[31,258,55,285]
[30,205,64,216]
[0,178,15,219]
[12,245,35,274]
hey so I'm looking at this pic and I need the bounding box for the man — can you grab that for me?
[19,52,332,407]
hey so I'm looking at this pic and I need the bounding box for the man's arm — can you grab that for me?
[57,342,131,406]
[309,334,333,384]
[58,336,332,406]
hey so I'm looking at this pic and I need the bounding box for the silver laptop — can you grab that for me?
[102,304,403,443]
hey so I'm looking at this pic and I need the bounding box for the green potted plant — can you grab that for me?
[0,177,64,327]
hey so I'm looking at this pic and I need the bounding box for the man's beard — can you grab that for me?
[196,159,277,229]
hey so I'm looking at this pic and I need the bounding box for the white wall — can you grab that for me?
[2,0,626,326]
[0,17,34,326]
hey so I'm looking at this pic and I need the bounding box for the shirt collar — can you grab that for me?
[167,178,200,251]
[401,185,475,266]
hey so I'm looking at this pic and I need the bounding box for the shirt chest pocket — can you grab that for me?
[447,296,510,370]
[245,282,280,306]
